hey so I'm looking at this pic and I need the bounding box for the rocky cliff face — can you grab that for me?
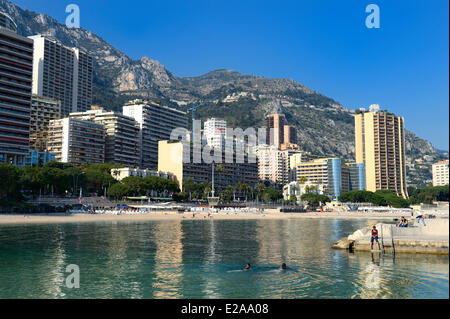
[1,0,446,187]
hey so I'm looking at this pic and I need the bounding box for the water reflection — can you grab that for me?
[152,221,183,299]
[46,226,67,298]
[202,220,222,299]
[0,219,448,299]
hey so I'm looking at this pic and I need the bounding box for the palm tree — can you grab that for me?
[299,176,308,184]
[203,184,212,200]
[234,182,249,201]
[255,183,265,203]
[241,183,250,202]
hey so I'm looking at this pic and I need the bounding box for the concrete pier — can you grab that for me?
[333,219,449,255]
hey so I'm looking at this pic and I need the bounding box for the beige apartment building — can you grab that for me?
[29,95,61,151]
[432,160,449,186]
[256,145,283,184]
[296,158,347,199]
[47,117,105,165]
[256,145,304,185]
[355,106,408,198]
[70,107,140,167]
[158,140,258,193]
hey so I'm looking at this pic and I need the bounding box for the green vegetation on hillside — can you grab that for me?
[195,97,266,129]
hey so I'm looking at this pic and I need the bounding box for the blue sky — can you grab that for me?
[11,0,449,150]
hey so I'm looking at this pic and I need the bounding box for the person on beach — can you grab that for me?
[243,264,251,271]
[371,226,381,250]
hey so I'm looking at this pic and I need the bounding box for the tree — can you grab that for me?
[301,193,331,207]
[305,185,318,194]
[338,190,410,208]
[375,190,410,208]
[220,186,234,203]
[108,183,130,200]
[289,195,298,204]
[21,166,44,197]
[240,183,251,201]
[203,183,212,200]
[261,187,282,203]
[255,183,265,202]
[0,164,22,204]
[85,164,119,194]
[183,178,196,200]
[121,176,146,196]
[41,167,71,195]
[65,166,85,194]
[408,185,449,204]
[173,192,188,202]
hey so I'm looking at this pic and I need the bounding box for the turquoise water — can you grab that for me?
[0,219,448,299]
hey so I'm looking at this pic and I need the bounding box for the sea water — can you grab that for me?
[0,219,448,299]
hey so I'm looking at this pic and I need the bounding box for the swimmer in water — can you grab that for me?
[281,263,287,270]
[243,263,251,270]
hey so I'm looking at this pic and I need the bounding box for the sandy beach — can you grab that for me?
[0,211,413,226]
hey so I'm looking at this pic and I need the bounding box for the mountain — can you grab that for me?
[1,0,447,187]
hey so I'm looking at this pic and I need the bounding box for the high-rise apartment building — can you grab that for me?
[355,106,408,198]
[266,112,298,150]
[257,145,284,184]
[289,152,304,181]
[296,158,348,199]
[47,117,105,165]
[158,140,258,193]
[70,107,140,167]
[0,13,33,167]
[281,124,299,150]
[432,160,449,187]
[123,100,187,169]
[29,95,61,151]
[267,113,287,147]
[256,145,303,185]
[204,118,227,149]
[29,35,93,116]
[265,100,299,149]
[0,11,16,32]
[280,148,304,183]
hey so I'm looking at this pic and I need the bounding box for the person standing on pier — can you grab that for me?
[371,226,381,251]
[416,214,427,226]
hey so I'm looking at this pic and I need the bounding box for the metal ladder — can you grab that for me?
[380,224,395,255]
